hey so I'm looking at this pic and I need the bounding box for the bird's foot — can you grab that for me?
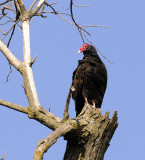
[85,98,91,107]
[85,98,95,109]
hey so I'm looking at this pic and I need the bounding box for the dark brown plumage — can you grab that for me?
[72,44,107,116]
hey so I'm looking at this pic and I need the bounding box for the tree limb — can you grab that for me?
[0,0,12,6]
[80,25,110,28]
[1,19,20,41]
[0,99,28,114]
[33,122,77,160]
[17,0,26,15]
[21,19,41,110]
[1,151,6,160]
[30,0,45,18]
[28,0,39,12]
[0,98,63,131]
[63,86,74,120]
[0,40,21,70]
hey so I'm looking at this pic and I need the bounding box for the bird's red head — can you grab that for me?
[78,43,91,54]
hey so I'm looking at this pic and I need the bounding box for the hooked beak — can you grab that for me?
[78,50,81,54]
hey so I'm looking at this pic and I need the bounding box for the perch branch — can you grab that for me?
[33,122,77,160]
[0,99,28,114]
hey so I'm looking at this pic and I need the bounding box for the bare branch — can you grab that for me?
[36,11,71,17]
[0,98,64,131]
[4,15,21,28]
[63,86,73,120]
[80,25,110,28]
[80,32,113,64]
[0,29,5,35]
[2,6,16,14]
[70,0,85,43]
[0,40,21,70]
[57,14,77,28]
[14,0,21,13]
[1,151,6,160]
[0,0,12,6]
[95,46,113,64]
[30,0,45,18]
[49,2,57,5]
[73,4,92,7]
[28,0,38,12]
[0,99,28,114]
[5,62,12,82]
[31,55,37,66]
[17,0,26,14]
[1,19,20,41]
[0,19,11,25]
[33,122,77,160]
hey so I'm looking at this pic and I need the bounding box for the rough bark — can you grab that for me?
[63,104,118,160]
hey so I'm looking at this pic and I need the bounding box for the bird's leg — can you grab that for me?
[92,100,95,109]
[85,98,91,107]
[85,98,88,103]
[85,98,96,109]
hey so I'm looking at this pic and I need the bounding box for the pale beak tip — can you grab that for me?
[78,50,81,54]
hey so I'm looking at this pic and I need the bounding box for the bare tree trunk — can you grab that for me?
[63,104,118,160]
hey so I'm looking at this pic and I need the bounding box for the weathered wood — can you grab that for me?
[33,122,77,160]
[63,104,118,160]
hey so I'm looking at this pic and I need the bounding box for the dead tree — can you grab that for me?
[0,0,118,160]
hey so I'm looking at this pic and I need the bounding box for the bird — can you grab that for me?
[71,43,107,116]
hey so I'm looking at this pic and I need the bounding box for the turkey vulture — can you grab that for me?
[72,44,107,116]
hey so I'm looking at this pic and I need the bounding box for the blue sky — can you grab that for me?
[0,0,145,159]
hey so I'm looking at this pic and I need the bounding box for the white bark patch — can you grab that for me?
[37,0,45,8]
[22,20,40,108]
[22,20,31,64]
[26,66,40,107]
